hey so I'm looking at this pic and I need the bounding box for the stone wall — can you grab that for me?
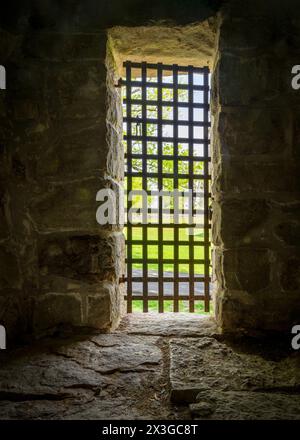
[212,0,300,333]
[1,0,300,340]
[0,29,125,340]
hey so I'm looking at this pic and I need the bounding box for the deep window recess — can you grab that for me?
[122,61,211,313]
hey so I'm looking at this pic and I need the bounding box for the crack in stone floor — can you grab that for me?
[0,314,299,420]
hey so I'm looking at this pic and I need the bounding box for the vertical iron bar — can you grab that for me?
[141,62,148,312]
[173,65,179,312]
[203,67,210,312]
[126,61,133,313]
[188,66,195,312]
[157,63,164,313]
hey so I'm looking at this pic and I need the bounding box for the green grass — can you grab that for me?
[125,226,212,314]
[125,226,208,273]
[132,300,211,313]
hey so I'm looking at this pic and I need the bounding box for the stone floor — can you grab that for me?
[0,313,300,420]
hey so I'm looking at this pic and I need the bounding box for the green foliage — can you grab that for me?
[123,84,204,199]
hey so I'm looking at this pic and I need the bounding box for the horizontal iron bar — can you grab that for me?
[124,135,210,143]
[121,79,209,91]
[124,294,207,301]
[124,189,211,197]
[125,223,211,228]
[123,61,209,73]
[132,276,209,282]
[125,153,211,162]
[124,98,209,108]
[125,211,206,217]
[129,258,208,264]
[124,117,210,127]
[125,172,211,179]
[127,240,206,245]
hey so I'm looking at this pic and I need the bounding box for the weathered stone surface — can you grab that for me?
[189,401,216,417]
[0,246,22,289]
[214,160,300,194]
[215,108,292,156]
[216,53,285,107]
[280,255,300,291]
[35,126,107,181]
[0,327,167,420]
[33,292,83,331]
[23,32,107,61]
[219,17,274,52]
[215,288,300,333]
[38,233,124,282]
[86,282,122,329]
[30,178,103,232]
[275,221,300,246]
[1,314,300,420]
[118,313,219,337]
[192,390,300,420]
[215,248,271,292]
[55,334,162,373]
[210,6,300,333]
[46,62,107,120]
[170,337,300,404]
[212,199,269,246]
[109,22,217,75]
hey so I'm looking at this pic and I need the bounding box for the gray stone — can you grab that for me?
[0,327,165,419]
[30,178,104,232]
[86,282,119,329]
[212,199,269,247]
[118,313,219,337]
[33,292,83,331]
[275,221,300,246]
[216,248,271,292]
[191,390,300,420]
[170,337,300,403]
[214,160,300,194]
[280,256,300,291]
[189,401,216,417]
[55,334,162,374]
[216,108,291,156]
[38,233,124,282]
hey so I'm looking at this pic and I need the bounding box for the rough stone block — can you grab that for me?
[275,221,300,246]
[279,254,300,291]
[0,195,9,241]
[46,63,107,119]
[119,313,218,337]
[216,248,271,292]
[33,292,82,331]
[30,178,102,232]
[215,108,292,156]
[214,160,300,194]
[106,123,123,180]
[35,125,107,181]
[212,199,269,246]
[86,282,119,329]
[0,293,27,340]
[8,63,46,99]
[219,17,273,52]
[216,53,284,106]
[23,32,107,61]
[0,246,22,289]
[0,30,21,62]
[170,336,300,403]
[38,233,124,282]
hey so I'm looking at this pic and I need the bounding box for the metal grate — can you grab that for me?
[121,61,211,313]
